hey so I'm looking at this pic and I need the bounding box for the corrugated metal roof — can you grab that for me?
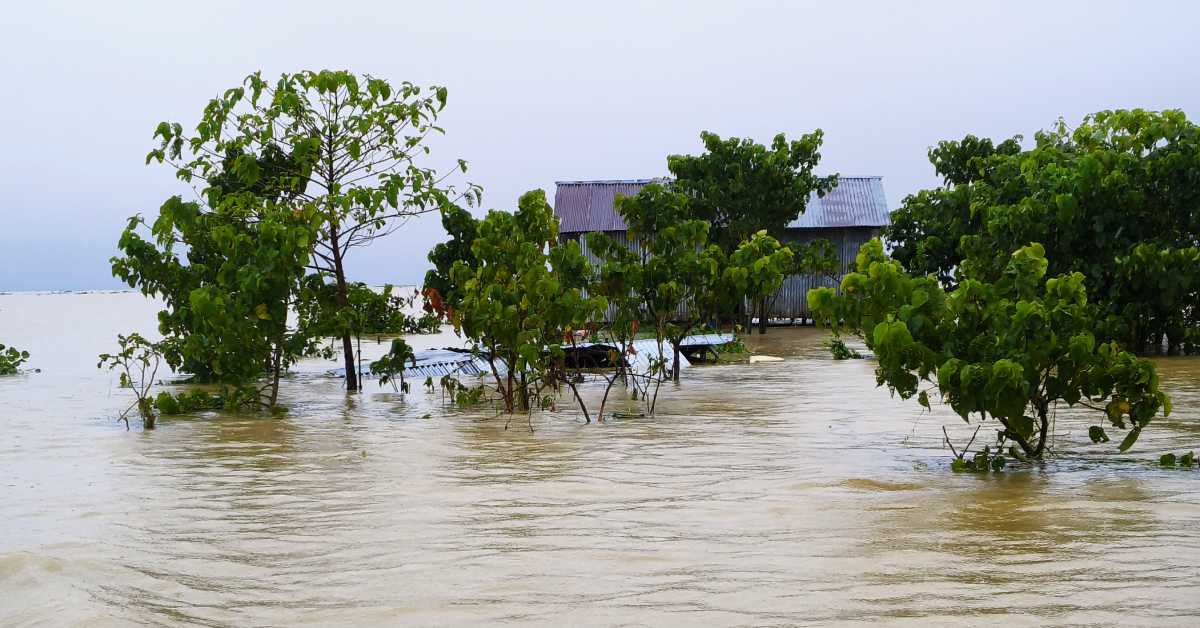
[554,176,889,233]
[554,178,669,233]
[327,348,502,381]
[569,332,736,375]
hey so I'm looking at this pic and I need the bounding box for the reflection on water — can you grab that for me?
[1,292,1199,626]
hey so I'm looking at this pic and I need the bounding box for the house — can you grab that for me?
[552,176,890,321]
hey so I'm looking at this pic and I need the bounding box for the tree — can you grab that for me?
[810,240,1172,461]
[585,231,645,416]
[370,338,417,393]
[147,70,480,391]
[112,193,323,409]
[727,231,794,334]
[787,239,839,282]
[605,183,723,381]
[97,333,162,429]
[886,109,1200,354]
[667,131,837,253]
[424,202,479,313]
[445,190,607,417]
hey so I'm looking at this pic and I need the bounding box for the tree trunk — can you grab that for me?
[328,224,358,392]
[505,367,516,413]
[567,378,590,424]
[757,297,768,335]
[597,373,618,422]
[671,342,681,383]
[269,343,283,408]
[1032,405,1049,458]
[1131,322,1145,355]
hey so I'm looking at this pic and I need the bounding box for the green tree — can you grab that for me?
[370,338,417,393]
[447,190,607,417]
[727,231,794,334]
[886,109,1200,354]
[424,202,479,313]
[810,240,1172,460]
[606,183,724,382]
[667,131,837,253]
[148,69,480,391]
[786,239,839,281]
[586,231,645,416]
[112,193,323,409]
[97,333,162,429]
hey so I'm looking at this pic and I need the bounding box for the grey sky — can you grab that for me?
[2,0,1196,291]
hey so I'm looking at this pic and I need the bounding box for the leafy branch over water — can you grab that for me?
[0,343,30,375]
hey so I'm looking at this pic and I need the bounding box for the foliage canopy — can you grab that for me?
[811,240,1171,460]
[668,130,837,253]
[887,109,1200,354]
[0,343,30,375]
[147,69,479,390]
[445,190,607,415]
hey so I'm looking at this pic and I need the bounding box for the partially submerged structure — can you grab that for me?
[553,176,890,321]
[329,333,737,382]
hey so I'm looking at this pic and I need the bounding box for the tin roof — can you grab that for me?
[327,348,497,381]
[327,334,738,381]
[554,176,889,233]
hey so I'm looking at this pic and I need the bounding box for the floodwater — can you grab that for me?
[2,291,1199,627]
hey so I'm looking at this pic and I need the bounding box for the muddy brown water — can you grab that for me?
[2,291,1199,626]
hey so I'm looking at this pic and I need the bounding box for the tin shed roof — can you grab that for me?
[554,176,889,233]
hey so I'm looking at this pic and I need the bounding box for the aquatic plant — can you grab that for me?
[0,343,30,375]
[1159,451,1197,468]
[811,239,1171,461]
[827,338,862,360]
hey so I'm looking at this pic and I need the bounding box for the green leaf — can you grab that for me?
[1118,427,1142,452]
[1088,426,1110,443]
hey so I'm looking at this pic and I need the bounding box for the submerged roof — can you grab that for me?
[326,334,737,381]
[554,176,889,233]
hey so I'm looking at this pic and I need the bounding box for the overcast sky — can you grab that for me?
[1,1,1196,291]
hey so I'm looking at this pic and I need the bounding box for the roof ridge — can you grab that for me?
[556,175,880,186]
[554,178,667,185]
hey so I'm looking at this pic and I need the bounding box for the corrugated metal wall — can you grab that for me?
[767,227,880,319]
[564,227,881,322]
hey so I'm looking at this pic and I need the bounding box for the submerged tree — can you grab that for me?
[112,192,323,410]
[97,333,163,429]
[727,231,793,334]
[886,109,1200,354]
[810,240,1171,461]
[595,183,724,383]
[446,190,607,417]
[0,343,30,375]
[147,70,480,391]
[370,338,417,393]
